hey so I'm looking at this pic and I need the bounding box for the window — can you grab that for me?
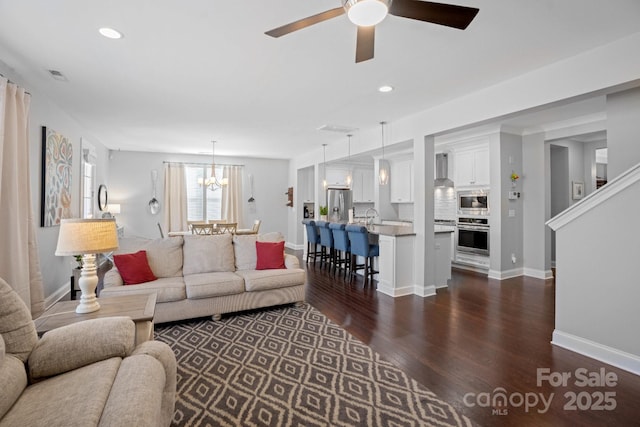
[185,165,223,221]
[80,140,97,218]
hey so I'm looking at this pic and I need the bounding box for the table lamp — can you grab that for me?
[55,218,119,313]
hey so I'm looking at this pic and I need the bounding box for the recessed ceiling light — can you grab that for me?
[99,27,123,39]
[378,85,394,93]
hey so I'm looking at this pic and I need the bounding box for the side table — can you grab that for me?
[34,293,157,346]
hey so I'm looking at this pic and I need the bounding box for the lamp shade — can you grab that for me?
[107,203,121,214]
[55,218,119,256]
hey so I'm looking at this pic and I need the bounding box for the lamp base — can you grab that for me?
[76,253,101,314]
[76,296,100,314]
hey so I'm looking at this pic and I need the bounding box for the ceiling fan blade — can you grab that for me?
[355,26,375,63]
[265,7,345,38]
[389,0,479,30]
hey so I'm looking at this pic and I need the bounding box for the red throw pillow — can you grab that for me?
[113,250,157,285]
[255,241,285,270]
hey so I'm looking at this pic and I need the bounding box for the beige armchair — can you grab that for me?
[0,278,176,426]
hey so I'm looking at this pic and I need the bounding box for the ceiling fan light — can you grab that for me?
[98,27,123,39]
[345,0,389,27]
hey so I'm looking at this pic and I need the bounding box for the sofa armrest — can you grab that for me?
[103,266,124,288]
[131,340,177,423]
[284,253,300,269]
[28,317,135,380]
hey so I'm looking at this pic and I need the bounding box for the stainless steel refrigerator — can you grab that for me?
[326,188,353,222]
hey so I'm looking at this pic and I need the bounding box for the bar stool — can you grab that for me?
[316,221,335,270]
[302,219,322,264]
[329,223,350,278]
[345,224,379,284]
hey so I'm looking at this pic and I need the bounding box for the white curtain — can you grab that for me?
[221,165,244,226]
[0,77,44,317]
[162,163,188,233]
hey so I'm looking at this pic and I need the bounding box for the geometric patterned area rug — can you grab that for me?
[155,303,474,427]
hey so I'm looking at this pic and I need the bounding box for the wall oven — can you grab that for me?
[457,190,489,216]
[456,217,489,256]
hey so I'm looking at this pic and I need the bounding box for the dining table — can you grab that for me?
[167,221,237,236]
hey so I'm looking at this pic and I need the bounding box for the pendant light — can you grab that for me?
[379,122,389,185]
[345,134,353,187]
[322,144,328,189]
[199,140,227,191]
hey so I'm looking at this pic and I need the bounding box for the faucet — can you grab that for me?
[365,208,379,227]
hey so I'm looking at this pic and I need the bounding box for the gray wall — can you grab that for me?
[551,86,640,372]
[607,87,640,178]
[522,132,550,277]
[1,61,110,302]
[499,132,524,272]
[554,179,640,359]
[108,150,290,240]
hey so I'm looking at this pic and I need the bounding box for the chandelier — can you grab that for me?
[199,141,228,191]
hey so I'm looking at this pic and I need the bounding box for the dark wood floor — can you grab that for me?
[302,256,640,426]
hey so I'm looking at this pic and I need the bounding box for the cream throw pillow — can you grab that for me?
[183,233,235,275]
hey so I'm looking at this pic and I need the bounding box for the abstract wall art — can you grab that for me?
[41,126,73,227]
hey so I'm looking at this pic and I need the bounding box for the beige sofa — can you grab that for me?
[101,232,306,323]
[0,277,176,427]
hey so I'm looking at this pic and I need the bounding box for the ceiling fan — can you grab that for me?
[265,0,479,63]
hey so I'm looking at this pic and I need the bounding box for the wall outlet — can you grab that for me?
[509,209,516,217]
[511,253,517,264]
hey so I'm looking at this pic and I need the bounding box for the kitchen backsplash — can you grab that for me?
[397,203,414,221]
[434,187,456,220]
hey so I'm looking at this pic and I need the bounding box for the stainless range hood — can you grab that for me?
[434,153,454,188]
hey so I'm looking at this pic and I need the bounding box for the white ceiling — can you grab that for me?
[1,0,639,159]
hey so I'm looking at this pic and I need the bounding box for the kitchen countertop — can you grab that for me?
[366,224,416,236]
[321,221,453,236]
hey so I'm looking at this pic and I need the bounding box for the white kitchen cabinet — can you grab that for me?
[390,159,413,203]
[377,234,415,297]
[301,167,314,202]
[454,146,489,187]
[325,167,351,187]
[434,231,453,288]
[352,168,374,202]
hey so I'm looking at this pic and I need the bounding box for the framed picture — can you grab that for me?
[572,181,584,200]
[41,126,73,227]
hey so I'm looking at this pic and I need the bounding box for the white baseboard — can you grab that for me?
[488,268,523,280]
[285,242,304,251]
[414,284,436,298]
[452,263,488,275]
[523,268,554,280]
[487,268,554,280]
[552,330,640,376]
[45,282,70,310]
[377,284,414,297]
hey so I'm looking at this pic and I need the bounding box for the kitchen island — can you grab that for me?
[365,224,453,297]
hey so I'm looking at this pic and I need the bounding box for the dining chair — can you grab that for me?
[329,222,350,278]
[345,224,379,284]
[191,223,214,235]
[218,222,237,234]
[302,219,322,265]
[316,221,334,270]
[236,219,261,235]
